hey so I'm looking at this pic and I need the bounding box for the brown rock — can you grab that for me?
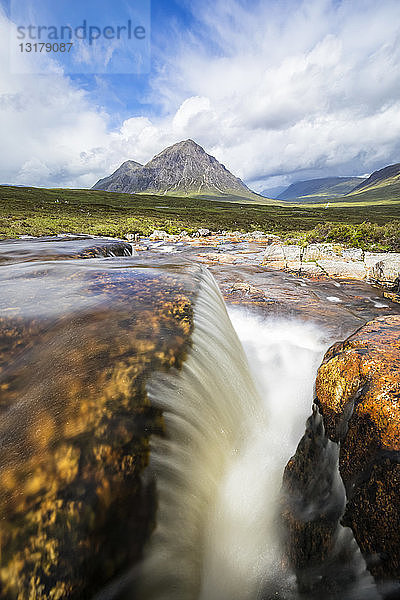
[315,315,400,581]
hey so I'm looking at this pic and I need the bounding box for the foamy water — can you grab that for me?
[199,310,328,600]
[135,269,381,600]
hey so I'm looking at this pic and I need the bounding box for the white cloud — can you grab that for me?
[2,1,400,191]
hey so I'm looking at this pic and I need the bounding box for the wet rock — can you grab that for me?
[0,259,197,599]
[230,282,265,297]
[78,241,133,258]
[315,315,400,582]
[199,252,237,264]
[281,406,375,596]
[282,407,344,575]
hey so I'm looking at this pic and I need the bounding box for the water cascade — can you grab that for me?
[136,270,379,599]
[0,237,393,600]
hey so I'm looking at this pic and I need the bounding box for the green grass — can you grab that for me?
[1,186,400,249]
[304,221,400,251]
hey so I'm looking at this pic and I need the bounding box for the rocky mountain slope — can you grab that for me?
[93,160,143,193]
[277,176,365,202]
[92,140,263,201]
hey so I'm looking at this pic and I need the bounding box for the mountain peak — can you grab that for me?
[92,140,261,201]
[148,139,208,163]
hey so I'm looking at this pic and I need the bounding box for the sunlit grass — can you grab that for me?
[1,185,400,249]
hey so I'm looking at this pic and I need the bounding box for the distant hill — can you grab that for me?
[324,162,400,204]
[92,139,269,202]
[277,176,366,202]
[349,162,400,194]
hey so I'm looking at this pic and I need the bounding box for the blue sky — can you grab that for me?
[2,0,400,193]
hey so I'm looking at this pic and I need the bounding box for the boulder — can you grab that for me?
[299,262,325,276]
[283,245,301,262]
[343,248,364,261]
[126,233,140,242]
[196,228,211,237]
[262,244,285,269]
[149,229,172,240]
[246,230,267,240]
[315,315,400,581]
[316,260,366,279]
[368,256,400,287]
[364,252,396,269]
[303,243,344,262]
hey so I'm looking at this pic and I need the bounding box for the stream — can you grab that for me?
[1,235,399,600]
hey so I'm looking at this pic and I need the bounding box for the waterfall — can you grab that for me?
[137,269,263,599]
[136,269,357,600]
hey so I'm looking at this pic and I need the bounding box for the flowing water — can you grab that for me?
[136,274,380,600]
[1,236,399,600]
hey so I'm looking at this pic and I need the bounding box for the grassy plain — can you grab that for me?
[1,185,399,250]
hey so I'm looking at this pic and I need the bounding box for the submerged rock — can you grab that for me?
[0,248,197,599]
[315,315,400,583]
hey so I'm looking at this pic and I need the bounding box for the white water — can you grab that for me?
[137,269,378,600]
[199,309,328,600]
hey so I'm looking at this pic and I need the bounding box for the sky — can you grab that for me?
[1,0,400,195]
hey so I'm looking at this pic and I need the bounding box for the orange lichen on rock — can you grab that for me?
[315,315,400,581]
[316,315,400,453]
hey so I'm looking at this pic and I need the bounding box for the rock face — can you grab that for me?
[92,139,259,200]
[281,408,381,599]
[281,407,346,592]
[315,315,400,582]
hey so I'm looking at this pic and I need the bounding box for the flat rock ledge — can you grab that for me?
[262,242,400,292]
[315,315,400,583]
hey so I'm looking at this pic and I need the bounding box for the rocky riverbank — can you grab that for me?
[127,229,400,302]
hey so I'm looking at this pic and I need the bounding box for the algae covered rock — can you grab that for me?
[315,315,400,582]
[0,238,198,599]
